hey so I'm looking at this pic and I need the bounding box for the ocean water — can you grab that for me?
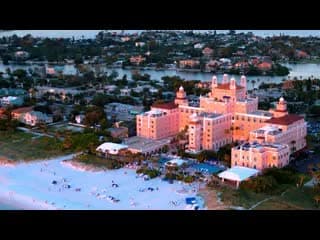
[0,203,18,210]
[1,30,320,39]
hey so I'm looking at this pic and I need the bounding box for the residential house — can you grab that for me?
[130,55,146,65]
[75,114,85,124]
[257,62,272,71]
[120,88,131,96]
[135,42,146,47]
[22,111,53,126]
[108,126,129,139]
[194,43,205,49]
[11,106,34,120]
[179,59,200,69]
[14,51,30,60]
[202,47,213,57]
[0,96,24,106]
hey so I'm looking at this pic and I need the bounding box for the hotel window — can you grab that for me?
[241,117,245,121]
[247,117,250,122]
[234,154,237,158]
[232,116,234,120]
[236,116,239,120]
[254,157,257,161]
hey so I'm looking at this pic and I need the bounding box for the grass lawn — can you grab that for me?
[0,130,68,161]
[219,179,317,210]
[253,199,302,210]
[219,187,268,209]
[253,187,319,210]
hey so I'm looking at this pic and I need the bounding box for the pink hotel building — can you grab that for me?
[136,74,307,170]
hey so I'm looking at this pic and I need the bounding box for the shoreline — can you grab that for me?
[0,189,58,210]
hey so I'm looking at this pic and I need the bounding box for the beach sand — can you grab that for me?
[0,154,205,210]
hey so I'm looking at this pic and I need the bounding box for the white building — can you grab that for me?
[96,142,128,155]
[120,88,131,96]
[75,114,85,124]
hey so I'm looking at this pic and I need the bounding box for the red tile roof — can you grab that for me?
[215,83,244,90]
[151,102,178,110]
[265,114,304,125]
[11,106,34,114]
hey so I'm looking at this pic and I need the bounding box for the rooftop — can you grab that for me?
[235,142,287,151]
[265,114,304,125]
[218,166,259,182]
[124,136,172,153]
[11,106,34,114]
[253,125,282,136]
[96,142,128,153]
[142,109,166,117]
[198,112,221,119]
[215,83,244,90]
[250,110,273,117]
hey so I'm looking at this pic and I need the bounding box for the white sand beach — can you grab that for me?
[0,154,205,210]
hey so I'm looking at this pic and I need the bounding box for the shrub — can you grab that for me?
[136,168,145,174]
[263,167,298,185]
[184,175,196,183]
[176,173,184,181]
[145,169,161,179]
[165,172,177,180]
[136,168,161,179]
[240,175,278,194]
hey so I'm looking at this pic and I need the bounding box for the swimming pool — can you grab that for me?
[191,163,224,174]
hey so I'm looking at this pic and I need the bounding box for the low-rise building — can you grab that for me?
[179,59,200,69]
[105,102,144,121]
[0,96,24,106]
[120,88,131,96]
[75,114,85,124]
[202,47,213,57]
[11,106,34,120]
[21,110,53,126]
[96,142,128,155]
[130,55,146,65]
[108,126,129,139]
[135,42,146,47]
